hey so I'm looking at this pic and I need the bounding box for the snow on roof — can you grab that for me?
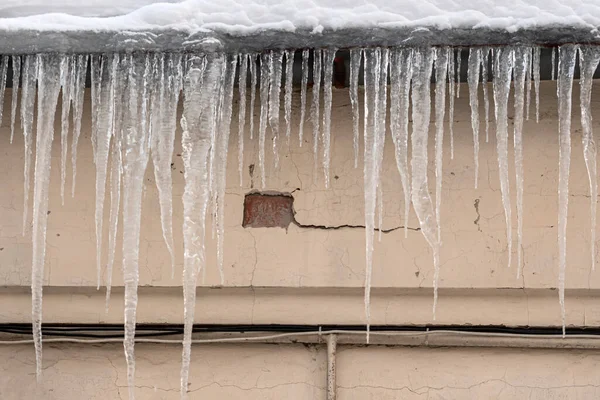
[0,0,599,34]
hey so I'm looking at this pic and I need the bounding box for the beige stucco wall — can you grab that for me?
[2,80,600,398]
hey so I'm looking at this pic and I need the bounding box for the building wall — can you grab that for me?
[1,81,600,398]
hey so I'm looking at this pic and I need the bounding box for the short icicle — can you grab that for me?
[481,48,490,143]
[10,55,21,144]
[448,50,456,159]
[31,54,63,380]
[322,48,337,188]
[284,50,294,146]
[533,47,541,123]
[513,47,531,279]
[299,49,309,147]
[493,47,514,270]
[0,56,9,128]
[409,48,440,319]
[258,53,270,189]
[350,49,362,168]
[268,51,283,169]
[238,53,249,186]
[467,48,481,189]
[180,53,223,398]
[311,49,322,179]
[557,44,577,337]
[390,48,413,238]
[579,46,600,272]
[249,54,257,141]
[435,48,449,242]
[456,48,462,98]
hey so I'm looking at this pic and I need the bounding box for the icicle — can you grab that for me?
[10,55,21,144]
[493,48,514,270]
[435,48,449,242]
[525,49,532,121]
[311,49,322,178]
[299,49,309,147]
[31,53,62,380]
[121,53,152,400]
[390,48,412,238]
[409,48,440,318]
[180,53,223,398]
[238,54,248,186]
[249,54,257,140]
[21,55,37,235]
[59,56,73,205]
[448,50,456,159]
[150,53,182,279]
[362,48,386,342]
[551,47,556,81]
[93,54,118,290]
[513,47,531,278]
[467,48,481,189]
[456,48,462,98]
[579,46,600,273]
[322,48,336,188]
[375,49,389,242]
[284,50,294,146]
[90,55,103,164]
[70,55,88,197]
[214,55,237,286]
[481,48,490,143]
[533,47,541,123]
[377,184,383,242]
[0,56,8,128]
[268,51,283,168]
[258,53,270,189]
[350,49,361,168]
[557,45,577,337]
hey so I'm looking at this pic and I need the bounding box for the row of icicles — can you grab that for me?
[3,44,596,399]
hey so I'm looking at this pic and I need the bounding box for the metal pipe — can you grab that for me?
[326,334,337,400]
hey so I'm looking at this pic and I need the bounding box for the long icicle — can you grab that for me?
[410,48,440,318]
[513,47,531,279]
[70,55,88,197]
[238,53,248,186]
[435,48,449,242]
[448,50,456,159]
[481,48,490,143]
[375,49,389,243]
[390,48,412,238]
[10,55,21,144]
[350,49,362,168]
[268,51,283,169]
[557,44,577,337]
[284,50,294,147]
[21,55,38,235]
[258,53,270,189]
[59,56,73,205]
[467,48,481,189]
[249,54,257,141]
[121,53,152,400]
[31,53,62,380]
[299,49,309,147]
[180,53,223,398]
[311,49,322,179]
[579,46,600,272]
[533,47,541,123]
[322,48,337,188]
[493,48,514,270]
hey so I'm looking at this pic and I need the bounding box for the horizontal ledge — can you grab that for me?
[0,27,598,54]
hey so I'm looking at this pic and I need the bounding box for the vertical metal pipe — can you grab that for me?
[327,334,337,400]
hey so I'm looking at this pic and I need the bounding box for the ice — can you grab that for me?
[258,53,269,189]
[525,49,532,120]
[180,53,222,398]
[481,48,490,143]
[448,49,455,159]
[90,55,102,164]
[59,56,73,204]
[149,52,181,279]
[435,47,449,242]
[299,49,309,147]
[31,53,62,380]
[456,48,462,99]
[362,47,387,341]
[467,48,481,189]
[119,53,152,399]
[322,48,336,188]
[311,49,322,178]
[249,53,257,140]
[93,54,118,290]
[20,55,37,235]
[10,55,21,144]
[409,48,440,318]
[284,50,294,146]
[268,50,283,169]
[579,46,600,272]
[0,56,8,129]
[214,55,237,285]
[551,47,556,81]
[238,54,248,185]
[493,47,514,270]
[513,47,531,278]
[375,48,389,242]
[70,54,88,197]
[350,49,361,168]
[533,47,541,123]
[557,44,577,337]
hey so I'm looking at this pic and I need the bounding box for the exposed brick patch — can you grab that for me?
[243,192,294,228]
